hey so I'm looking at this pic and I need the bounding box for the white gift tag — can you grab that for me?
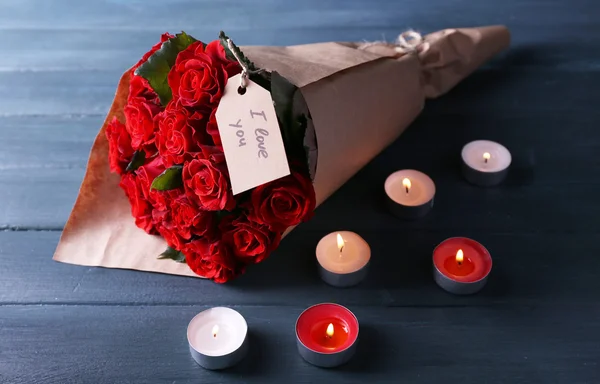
[216,74,290,195]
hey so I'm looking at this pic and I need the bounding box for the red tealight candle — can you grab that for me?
[433,237,492,294]
[295,303,359,368]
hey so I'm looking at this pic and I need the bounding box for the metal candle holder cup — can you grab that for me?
[433,265,490,295]
[384,170,435,220]
[318,262,369,288]
[295,303,359,368]
[187,307,249,370]
[316,231,371,288]
[432,237,493,295]
[461,140,511,187]
[461,160,509,187]
[189,334,249,370]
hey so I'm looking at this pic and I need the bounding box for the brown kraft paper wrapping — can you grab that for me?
[53,25,510,278]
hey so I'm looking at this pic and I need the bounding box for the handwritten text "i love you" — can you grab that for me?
[229,110,271,159]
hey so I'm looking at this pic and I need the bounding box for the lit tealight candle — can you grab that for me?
[187,307,249,370]
[384,169,435,219]
[296,303,359,368]
[433,237,493,295]
[461,140,511,186]
[316,231,370,287]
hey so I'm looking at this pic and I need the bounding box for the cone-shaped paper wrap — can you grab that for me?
[53,26,510,278]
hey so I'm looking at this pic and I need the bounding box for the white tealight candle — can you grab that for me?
[384,169,435,219]
[316,231,370,287]
[187,307,249,370]
[461,140,511,186]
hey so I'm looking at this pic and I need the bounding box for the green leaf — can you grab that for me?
[151,165,183,191]
[214,210,231,222]
[135,32,198,106]
[271,72,305,157]
[158,246,186,263]
[125,150,146,172]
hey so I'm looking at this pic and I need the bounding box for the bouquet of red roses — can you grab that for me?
[106,32,317,282]
[54,26,510,283]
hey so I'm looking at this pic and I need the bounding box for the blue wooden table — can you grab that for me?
[1,0,599,383]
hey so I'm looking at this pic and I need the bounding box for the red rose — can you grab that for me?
[167,41,230,109]
[199,144,226,163]
[172,196,216,239]
[183,157,235,211]
[135,156,165,190]
[184,238,243,283]
[154,208,194,251]
[133,156,179,212]
[105,117,134,175]
[129,75,159,105]
[249,169,316,230]
[152,210,184,250]
[155,102,210,166]
[155,197,215,251]
[119,173,156,234]
[205,40,242,78]
[151,201,210,251]
[206,109,222,148]
[221,214,281,264]
[124,96,161,151]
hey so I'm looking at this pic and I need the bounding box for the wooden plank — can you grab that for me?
[1,69,598,117]
[1,155,599,229]
[0,115,101,170]
[1,304,598,383]
[1,113,597,171]
[1,29,598,72]
[426,68,600,115]
[0,168,81,229]
[2,231,599,306]
[0,103,599,229]
[0,70,117,117]
[0,0,598,73]
[0,0,596,40]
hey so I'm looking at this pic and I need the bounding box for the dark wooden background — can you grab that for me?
[1,0,599,383]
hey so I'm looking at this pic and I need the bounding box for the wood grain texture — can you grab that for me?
[1,305,599,384]
[2,230,600,306]
[1,101,599,228]
[2,69,599,116]
[1,0,600,382]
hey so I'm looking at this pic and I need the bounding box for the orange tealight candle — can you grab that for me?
[384,169,435,219]
[316,231,370,287]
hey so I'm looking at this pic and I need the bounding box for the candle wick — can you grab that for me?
[457,261,462,266]
[484,158,488,164]
[405,186,409,194]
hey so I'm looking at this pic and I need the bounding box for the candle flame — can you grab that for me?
[336,233,345,253]
[483,152,491,163]
[456,249,464,264]
[402,177,411,193]
[212,324,219,338]
[326,323,334,338]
